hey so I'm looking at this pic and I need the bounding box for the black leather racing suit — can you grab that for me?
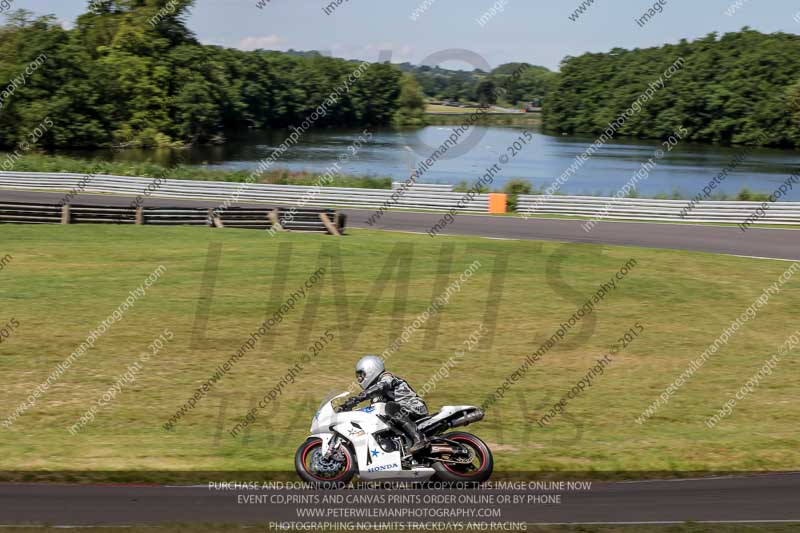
[342,372,429,451]
[346,372,428,418]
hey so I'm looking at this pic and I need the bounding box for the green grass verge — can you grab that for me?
[0,226,798,478]
[4,153,393,189]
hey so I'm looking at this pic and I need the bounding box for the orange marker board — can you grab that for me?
[488,193,507,214]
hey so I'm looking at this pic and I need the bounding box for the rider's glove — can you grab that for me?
[339,397,358,412]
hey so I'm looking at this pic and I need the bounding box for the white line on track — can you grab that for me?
[732,255,800,262]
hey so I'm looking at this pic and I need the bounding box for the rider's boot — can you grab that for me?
[400,419,429,454]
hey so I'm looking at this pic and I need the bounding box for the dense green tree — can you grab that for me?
[347,63,401,125]
[396,61,554,106]
[489,63,555,105]
[0,1,406,149]
[394,73,427,125]
[543,29,800,147]
[476,80,497,107]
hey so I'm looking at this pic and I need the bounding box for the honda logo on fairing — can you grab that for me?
[367,463,398,473]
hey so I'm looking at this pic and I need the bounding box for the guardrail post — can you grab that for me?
[135,207,144,225]
[319,213,341,236]
[61,205,71,224]
[268,209,284,232]
[206,208,224,228]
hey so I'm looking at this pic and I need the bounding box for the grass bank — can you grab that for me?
[2,153,394,189]
[0,226,798,479]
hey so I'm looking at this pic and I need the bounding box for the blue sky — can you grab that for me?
[16,0,800,71]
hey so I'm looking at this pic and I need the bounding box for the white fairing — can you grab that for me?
[309,392,436,481]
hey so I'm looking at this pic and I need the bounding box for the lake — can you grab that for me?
[60,126,800,200]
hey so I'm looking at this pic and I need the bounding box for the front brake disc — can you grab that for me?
[311,450,344,473]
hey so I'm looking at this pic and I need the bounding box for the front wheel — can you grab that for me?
[295,437,356,487]
[431,432,493,484]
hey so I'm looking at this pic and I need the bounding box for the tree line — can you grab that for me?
[543,28,800,147]
[398,61,555,107]
[1,1,798,150]
[0,0,558,149]
[0,0,411,149]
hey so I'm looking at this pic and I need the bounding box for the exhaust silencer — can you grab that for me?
[449,409,484,429]
[430,445,456,454]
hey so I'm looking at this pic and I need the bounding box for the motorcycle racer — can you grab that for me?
[339,355,430,453]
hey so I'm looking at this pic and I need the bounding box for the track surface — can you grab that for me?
[0,474,798,525]
[2,189,799,260]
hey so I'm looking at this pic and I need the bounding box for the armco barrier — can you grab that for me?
[6,172,795,224]
[0,172,489,213]
[517,195,800,225]
[0,201,346,234]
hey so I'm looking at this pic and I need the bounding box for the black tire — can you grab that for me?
[294,437,356,487]
[431,432,493,484]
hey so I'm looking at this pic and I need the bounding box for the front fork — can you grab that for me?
[323,434,342,460]
[322,434,349,465]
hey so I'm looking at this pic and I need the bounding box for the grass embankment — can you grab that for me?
[5,153,394,189]
[0,226,798,478]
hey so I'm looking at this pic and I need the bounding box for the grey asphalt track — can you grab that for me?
[0,474,798,525]
[2,189,799,260]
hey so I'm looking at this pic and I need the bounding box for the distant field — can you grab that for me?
[425,105,541,126]
[0,225,798,478]
[425,103,536,114]
[426,104,495,114]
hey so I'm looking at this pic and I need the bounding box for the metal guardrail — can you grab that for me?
[0,201,346,234]
[6,172,793,224]
[517,195,800,225]
[0,172,487,213]
[391,182,453,191]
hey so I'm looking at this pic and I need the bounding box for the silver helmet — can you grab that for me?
[355,355,384,389]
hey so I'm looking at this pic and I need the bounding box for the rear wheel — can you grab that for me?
[431,432,493,484]
[431,431,494,483]
[294,437,356,487]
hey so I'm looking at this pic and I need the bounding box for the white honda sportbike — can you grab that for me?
[294,392,493,484]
